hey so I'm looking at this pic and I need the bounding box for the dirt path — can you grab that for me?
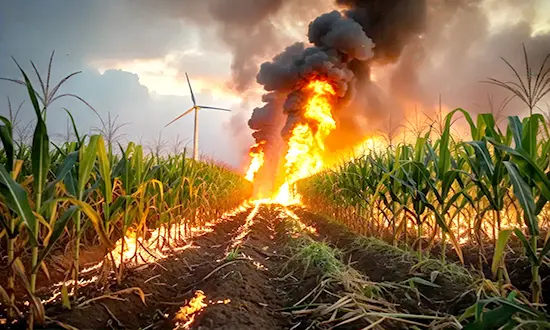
[42,206,251,330]
[164,203,294,330]
[35,203,313,330]
[12,203,484,330]
[292,207,476,316]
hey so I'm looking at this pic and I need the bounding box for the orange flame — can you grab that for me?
[173,291,232,329]
[274,79,337,204]
[244,79,337,205]
[245,141,266,182]
[174,290,208,329]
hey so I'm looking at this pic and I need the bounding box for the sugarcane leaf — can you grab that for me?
[508,116,523,149]
[56,150,78,180]
[0,115,14,172]
[96,135,112,204]
[489,139,550,201]
[521,114,541,158]
[63,108,82,148]
[424,203,464,264]
[13,63,50,204]
[439,108,476,176]
[29,96,50,204]
[513,228,538,264]
[467,140,494,177]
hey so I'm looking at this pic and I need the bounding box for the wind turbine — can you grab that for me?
[165,72,232,161]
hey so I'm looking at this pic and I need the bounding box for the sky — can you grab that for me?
[0,0,334,168]
[1,0,549,169]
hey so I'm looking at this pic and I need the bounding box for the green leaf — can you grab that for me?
[521,115,541,158]
[30,103,50,204]
[489,138,550,202]
[503,161,538,236]
[55,151,78,180]
[15,63,50,208]
[508,116,523,149]
[491,229,513,276]
[33,206,77,273]
[0,164,38,245]
[58,197,113,249]
[513,228,538,264]
[0,115,14,172]
[439,108,476,176]
[63,108,82,148]
[96,135,112,204]
[406,277,441,288]
[78,135,99,198]
[467,140,494,177]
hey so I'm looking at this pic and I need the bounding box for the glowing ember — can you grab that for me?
[110,202,251,268]
[174,290,208,329]
[227,202,259,252]
[245,141,266,182]
[173,291,231,329]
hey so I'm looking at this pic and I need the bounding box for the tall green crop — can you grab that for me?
[298,110,550,305]
[0,61,252,328]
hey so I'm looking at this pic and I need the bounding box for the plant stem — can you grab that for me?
[7,215,15,320]
[531,236,541,304]
[73,210,81,297]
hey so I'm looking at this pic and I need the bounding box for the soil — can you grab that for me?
[2,204,327,330]
[291,207,477,316]
[3,203,546,329]
[293,207,550,312]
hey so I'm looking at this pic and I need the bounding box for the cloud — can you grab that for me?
[0,0,252,167]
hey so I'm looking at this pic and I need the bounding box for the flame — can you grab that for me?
[244,79,337,205]
[110,202,250,268]
[173,291,232,329]
[174,290,208,329]
[273,80,336,204]
[245,141,266,182]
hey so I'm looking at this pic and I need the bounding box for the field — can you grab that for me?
[1,59,550,330]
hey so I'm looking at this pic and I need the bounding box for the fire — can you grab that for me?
[110,202,251,268]
[173,290,232,329]
[244,79,337,204]
[274,79,337,203]
[245,141,266,182]
[174,290,208,329]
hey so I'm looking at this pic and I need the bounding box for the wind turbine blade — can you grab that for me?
[185,72,196,106]
[198,105,232,112]
[164,106,195,127]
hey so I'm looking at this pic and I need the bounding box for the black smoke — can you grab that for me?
[248,0,427,191]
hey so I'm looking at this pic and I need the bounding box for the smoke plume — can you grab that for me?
[140,0,334,92]
[247,0,429,189]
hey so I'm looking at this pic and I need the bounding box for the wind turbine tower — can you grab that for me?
[165,73,232,160]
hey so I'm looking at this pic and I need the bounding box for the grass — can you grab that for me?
[354,236,474,286]
[289,236,343,276]
[279,211,463,329]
